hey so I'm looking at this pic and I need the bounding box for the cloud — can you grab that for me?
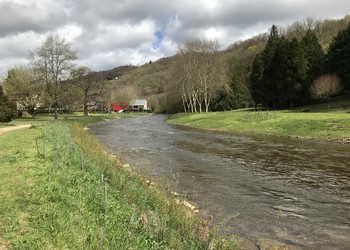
[0,0,350,76]
[0,0,69,35]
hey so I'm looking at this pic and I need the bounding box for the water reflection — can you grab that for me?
[90,115,350,249]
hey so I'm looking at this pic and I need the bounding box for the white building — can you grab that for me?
[128,99,147,111]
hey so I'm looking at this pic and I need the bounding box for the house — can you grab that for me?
[111,103,124,113]
[128,99,147,112]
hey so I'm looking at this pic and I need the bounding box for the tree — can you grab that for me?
[288,38,308,107]
[250,52,266,108]
[177,39,221,113]
[0,85,17,122]
[72,67,106,116]
[251,25,308,108]
[4,65,43,118]
[213,77,246,111]
[29,35,77,119]
[327,23,350,90]
[260,24,281,108]
[111,85,138,109]
[273,38,308,107]
[310,74,342,109]
[301,30,325,87]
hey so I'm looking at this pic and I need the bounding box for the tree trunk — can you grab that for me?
[54,106,58,120]
[83,104,89,117]
[205,103,209,113]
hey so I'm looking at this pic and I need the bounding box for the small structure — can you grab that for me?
[128,99,147,112]
[111,103,124,113]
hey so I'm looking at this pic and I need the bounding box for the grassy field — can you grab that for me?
[167,99,350,141]
[1,113,238,249]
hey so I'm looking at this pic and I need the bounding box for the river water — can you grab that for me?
[89,115,350,249]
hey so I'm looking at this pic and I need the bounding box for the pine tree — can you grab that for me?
[213,77,245,111]
[327,23,350,90]
[301,30,325,87]
[261,24,280,108]
[287,38,308,107]
[250,53,266,108]
[250,25,281,108]
[269,36,290,107]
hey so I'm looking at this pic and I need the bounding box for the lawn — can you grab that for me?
[167,99,350,141]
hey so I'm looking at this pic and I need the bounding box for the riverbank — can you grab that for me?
[1,114,230,249]
[167,110,350,142]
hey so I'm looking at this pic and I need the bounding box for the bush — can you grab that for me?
[0,85,17,122]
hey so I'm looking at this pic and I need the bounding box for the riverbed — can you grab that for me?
[89,114,350,249]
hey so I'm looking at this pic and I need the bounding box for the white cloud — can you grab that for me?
[0,0,350,77]
[0,31,46,58]
[56,24,83,43]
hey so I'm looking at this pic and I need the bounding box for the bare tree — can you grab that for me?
[111,85,138,110]
[4,65,43,118]
[29,35,77,119]
[177,39,220,113]
[72,67,106,116]
[310,74,342,109]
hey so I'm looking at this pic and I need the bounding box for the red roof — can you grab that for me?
[111,103,123,111]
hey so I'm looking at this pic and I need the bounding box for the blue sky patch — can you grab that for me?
[152,30,164,49]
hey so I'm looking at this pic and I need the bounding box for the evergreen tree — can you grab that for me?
[327,23,350,90]
[213,77,245,111]
[269,36,290,107]
[272,38,308,107]
[261,24,280,108]
[251,26,308,108]
[250,24,281,108]
[0,85,17,122]
[250,53,266,108]
[301,30,325,94]
[287,38,308,107]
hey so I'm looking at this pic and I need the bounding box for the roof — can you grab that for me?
[111,103,123,111]
[129,99,147,106]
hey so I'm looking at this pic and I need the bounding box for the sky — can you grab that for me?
[0,0,349,78]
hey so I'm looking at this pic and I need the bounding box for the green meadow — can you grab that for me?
[167,99,350,141]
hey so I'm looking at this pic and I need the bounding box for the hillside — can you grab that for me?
[100,15,350,113]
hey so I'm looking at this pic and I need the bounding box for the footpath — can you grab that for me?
[0,124,31,136]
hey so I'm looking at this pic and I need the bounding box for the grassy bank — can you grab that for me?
[1,112,147,128]
[167,102,350,141]
[1,114,237,249]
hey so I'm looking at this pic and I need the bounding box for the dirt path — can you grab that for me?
[0,124,32,136]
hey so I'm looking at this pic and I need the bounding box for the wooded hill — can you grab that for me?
[101,15,350,113]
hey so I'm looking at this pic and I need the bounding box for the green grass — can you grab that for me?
[291,98,350,113]
[0,112,148,128]
[167,99,350,141]
[1,114,238,249]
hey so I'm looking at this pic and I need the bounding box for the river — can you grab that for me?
[89,114,350,249]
